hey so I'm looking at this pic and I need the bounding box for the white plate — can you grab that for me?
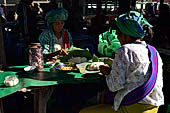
[84,70,100,74]
[24,66,36,72]
[76,63,100,74]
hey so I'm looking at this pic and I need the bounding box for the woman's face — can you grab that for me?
[117,30,135,45]
[52,20,65,33]
[117,30,127,45]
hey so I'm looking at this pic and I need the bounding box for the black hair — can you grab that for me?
[142,25,154,44]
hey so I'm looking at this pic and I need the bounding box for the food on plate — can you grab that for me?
[92,54,99,62]
[68,57,87,64]
[59,47,92,62]
[60,67,73,70]
[66,47,92,59]
[86,62,104,71]
[64,62,76,67]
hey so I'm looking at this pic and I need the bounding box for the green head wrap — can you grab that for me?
[45,8,68,27]
[116,11,152,38]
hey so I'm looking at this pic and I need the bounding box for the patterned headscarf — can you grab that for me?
[116,11,152,39]
[45,8,68,27]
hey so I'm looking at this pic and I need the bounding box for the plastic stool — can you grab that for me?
[166,104,170,113]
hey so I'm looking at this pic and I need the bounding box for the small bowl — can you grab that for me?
[55,63,66,69]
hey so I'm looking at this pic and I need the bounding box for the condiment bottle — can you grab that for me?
[29,43,44,71]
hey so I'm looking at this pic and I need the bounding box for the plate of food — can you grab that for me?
[85,62,104,73]
[86,62,104,71]
[76,62,104,74]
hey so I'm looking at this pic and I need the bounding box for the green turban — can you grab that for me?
[45,8,68,27]
[116,11,152,38]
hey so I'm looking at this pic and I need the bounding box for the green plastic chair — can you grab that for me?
[166,104,170,113]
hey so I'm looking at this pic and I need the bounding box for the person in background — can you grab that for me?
[150,3,156,16]
[39,9,75,113]
[16,0,39,43]
[97,19,121,58]
[0,4,7,23]
[32,2,43,15]
[153,4,170,112]
[0,4,7,35]
[39,8,73,61]
[6,11,16,22]
[79,11,164,113]
[39,8,100,113]
[89,10,109,55]
[153,4,170,49]
[90,9,109,39]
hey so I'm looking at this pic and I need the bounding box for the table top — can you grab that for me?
[0,65,104,98]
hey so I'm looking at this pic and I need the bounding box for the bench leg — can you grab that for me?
[34,86,55,113]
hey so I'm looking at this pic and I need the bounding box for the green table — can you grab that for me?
[0,65,105,113]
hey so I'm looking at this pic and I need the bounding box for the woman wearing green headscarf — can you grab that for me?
[39,8,73,61]
[79,11,164,113]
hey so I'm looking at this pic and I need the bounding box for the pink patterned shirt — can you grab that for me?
[106,41,164,111]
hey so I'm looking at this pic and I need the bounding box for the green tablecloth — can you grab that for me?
[0,65,104,98]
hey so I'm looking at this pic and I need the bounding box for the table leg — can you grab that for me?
[0,98,4,113]
[34,86,55,113]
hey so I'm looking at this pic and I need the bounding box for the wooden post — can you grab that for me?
[97,0,101,12]
[0,98,4,113]
[0,16,6,68]
[131,0,136,10]
[82,0,86,16]
[160,0,164,8]
[141,0,144,13]
[34,86,55,113]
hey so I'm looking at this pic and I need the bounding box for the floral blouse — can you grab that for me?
[106,41,164,111]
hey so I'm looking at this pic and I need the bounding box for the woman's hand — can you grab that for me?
[99,64,111,75]
[60,49,68,56]
[47,49,68,60]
